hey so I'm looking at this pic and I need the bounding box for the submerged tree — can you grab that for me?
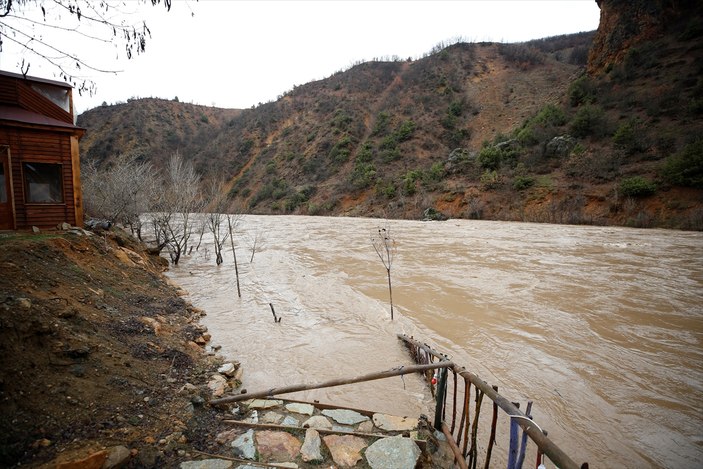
[227,213,243,298]
[204,179,230,265]
[371,225,397,320]
[152,152,202,265]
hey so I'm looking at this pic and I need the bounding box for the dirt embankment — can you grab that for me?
[0,228,231,468]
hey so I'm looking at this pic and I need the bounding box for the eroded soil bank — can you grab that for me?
[0,228,231,468]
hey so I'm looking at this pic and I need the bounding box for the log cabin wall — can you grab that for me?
[0,71,83,229]
[0,126,77,228]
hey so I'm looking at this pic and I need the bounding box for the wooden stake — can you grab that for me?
[210,361,453,405]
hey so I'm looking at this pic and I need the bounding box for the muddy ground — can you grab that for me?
[0,227,231,468]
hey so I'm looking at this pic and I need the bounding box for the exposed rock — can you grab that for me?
[322,409,369,425]
[103,445,131,468]
[545,135,576,158]
[217,362,236,377]
[208,374,227,397]
[281,415,300,427]
[243,410,258,424]
[588,0,702,75]
[372,414,417,432]
[231,429,256,460]
[300,428,323,462]
[255,430,302,462]
[18,298,32,310]
[248,399,283,409]
[55,450,107,469]
[365,436,421,469]
[215,429,239,445]
[302,415,332,430]
[322,434,367,467]
[179,459,233,469]
[422,207,448,221]
[261,411,284,424]
[285,402,315,416]
[332,425,354,433]
[357,420,375,433]
[32,226,40,233]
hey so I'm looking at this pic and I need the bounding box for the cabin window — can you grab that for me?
[23,163,63,203]
[0,163,6,203]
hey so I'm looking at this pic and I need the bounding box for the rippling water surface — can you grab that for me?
[167,215,703,468]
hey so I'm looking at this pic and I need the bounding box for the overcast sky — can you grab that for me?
[1,1,601,114]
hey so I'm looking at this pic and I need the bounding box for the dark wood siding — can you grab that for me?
[0,126,76,228]
[16,81,73,124]
[0,79,19,105]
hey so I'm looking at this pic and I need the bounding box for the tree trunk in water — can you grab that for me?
[386,268,394,320]
[227,217,241,298]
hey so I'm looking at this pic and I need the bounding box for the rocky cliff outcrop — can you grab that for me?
[588,0,703,75]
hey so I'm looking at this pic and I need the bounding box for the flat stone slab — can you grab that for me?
[323,434,367,467]
[261,411,284,424]
[231,429,256,460]
[180,460,233,469]
[281,415,300,427]
[365,436,421,469]
[248,399,283,409]
[300,428,323,462]
[372,413,417,431]
[302,415,332,430]
[322,409,369,425]
[285,402,315,416]
[255,430,302,462]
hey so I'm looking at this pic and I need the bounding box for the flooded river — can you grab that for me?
[167,215,703,468]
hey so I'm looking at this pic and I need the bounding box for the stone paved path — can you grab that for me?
[179,398,455,468]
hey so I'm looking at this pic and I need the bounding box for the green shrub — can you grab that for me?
[350,162,376,189]
[619,176,657,197]
[662,140,703,188]
[480,170,500,190]
[477,146,502,170]
[396,119,417,142]
[570,105,607,138]
[401,170,421,196]
[372,112,391,136]
[513,175,535,191]
[612,119,647,155]
[568,76,596,106]
[534,104,567,127]
[376,180,397,198]
[516,126,539,146]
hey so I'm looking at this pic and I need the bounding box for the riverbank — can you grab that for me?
[0,227,235,467]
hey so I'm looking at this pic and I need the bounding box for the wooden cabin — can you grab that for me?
[0,70,84,230]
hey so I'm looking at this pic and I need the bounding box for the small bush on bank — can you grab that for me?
[619,176,657,197]
[662,139,703,188]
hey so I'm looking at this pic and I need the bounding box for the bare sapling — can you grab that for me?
[227,213,243,298]
[205,180,230,265]
[247,227,267,263]
[371,224,397,320]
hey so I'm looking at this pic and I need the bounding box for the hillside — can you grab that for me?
[78,5,703,229]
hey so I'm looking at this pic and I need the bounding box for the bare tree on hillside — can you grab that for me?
[152,152,202,265]
[371,224,397,320]
[82,151,158,238]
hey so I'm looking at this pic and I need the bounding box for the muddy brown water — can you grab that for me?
[166,215,703,468]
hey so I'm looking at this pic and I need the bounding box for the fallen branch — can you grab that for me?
[210,361,453,405]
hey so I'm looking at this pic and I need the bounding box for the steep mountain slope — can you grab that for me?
[78,98,242,170]
[78,12,703,229]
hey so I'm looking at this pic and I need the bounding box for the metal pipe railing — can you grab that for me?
[398,334,586,469]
